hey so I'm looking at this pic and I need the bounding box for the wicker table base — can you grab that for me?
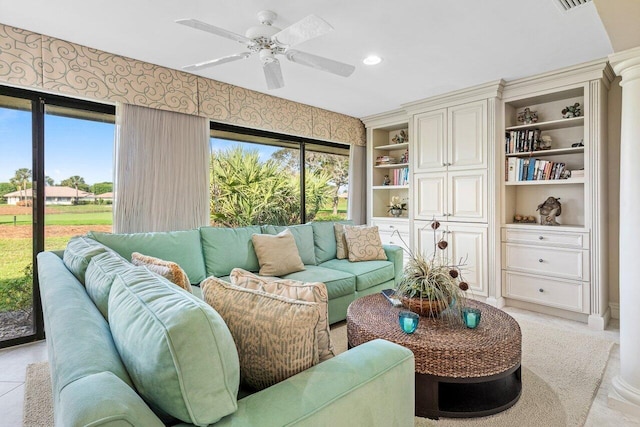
[347,294,522,419]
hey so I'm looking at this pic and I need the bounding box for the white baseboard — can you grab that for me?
[610,302,620,319]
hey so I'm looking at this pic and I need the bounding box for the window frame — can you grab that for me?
[0,85,115,349]
[210,121,350,224]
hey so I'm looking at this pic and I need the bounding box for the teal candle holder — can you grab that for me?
[462,307,481,329]
[399,311,419,334]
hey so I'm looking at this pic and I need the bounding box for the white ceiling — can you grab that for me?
[0,0,613,118]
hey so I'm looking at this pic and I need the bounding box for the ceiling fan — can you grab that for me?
[176,10,355,90]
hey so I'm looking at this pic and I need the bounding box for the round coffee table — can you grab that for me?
[347,294,522,419]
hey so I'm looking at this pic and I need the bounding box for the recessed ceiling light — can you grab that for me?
[363,55,382,66]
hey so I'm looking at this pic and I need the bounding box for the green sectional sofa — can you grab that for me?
[36,221,415,426]
[87,221,404,324]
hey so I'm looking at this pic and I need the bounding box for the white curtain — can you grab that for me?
[114,104,209,233]
[347,144,367,225]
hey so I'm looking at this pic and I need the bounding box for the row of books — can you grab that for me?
[375,155,398,165]
[506,158,567,182]
[505,129,542,153]
[389,168,409,186]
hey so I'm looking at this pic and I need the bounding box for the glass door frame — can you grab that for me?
[0,85,115,349]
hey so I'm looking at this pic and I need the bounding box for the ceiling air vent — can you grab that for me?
[554,0,592,12]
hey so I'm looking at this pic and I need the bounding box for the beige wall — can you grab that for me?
[594,0,640,52]
[0,23,365,146]
[608,76,622,310]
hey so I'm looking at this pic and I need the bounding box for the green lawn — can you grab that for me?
[0,208,113,226]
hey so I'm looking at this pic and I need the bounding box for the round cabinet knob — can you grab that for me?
[538,259,544,263]
[442,162,447,167]
[448,163,453,166]
[390,241,395,245]
[538,236,544,240]
[389,225,394,229]
[539,288,544,293]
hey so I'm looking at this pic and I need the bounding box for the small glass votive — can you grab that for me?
[399,311,419,334]
[462,307,481,329]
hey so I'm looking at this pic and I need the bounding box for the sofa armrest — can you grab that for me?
[211,339,415,427]
[383,244,404,285]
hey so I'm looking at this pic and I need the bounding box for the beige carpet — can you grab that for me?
[24,317,612,427]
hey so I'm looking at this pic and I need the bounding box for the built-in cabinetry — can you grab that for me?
[500,60,613,328]
[364,111,411,262]
[405,84,503,298]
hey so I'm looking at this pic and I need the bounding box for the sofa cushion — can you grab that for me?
[87,229,206,284]
[229,268,334,362]
[201,276,320,391]
[279,265,355,299]
[262,224,316,265]
[344,225,387,262]
[108,268,240,425]
[333,223,350,259]
[63,236,108,284]
[309,220,354,264]
[319,259,395,292]
[252,229,305,276]
[200,226,261,277]
[85,251,135,319]
[131,252,192,293]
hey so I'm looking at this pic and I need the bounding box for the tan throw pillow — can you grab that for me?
[343,225,388,262]
[334,223,349,259]
[229,268,334,362]
[251,229,305,276]
[201,276,320,391]
[131,252,192,293]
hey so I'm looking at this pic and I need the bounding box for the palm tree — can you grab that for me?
[9,168,32,204]
[67,176,84,205]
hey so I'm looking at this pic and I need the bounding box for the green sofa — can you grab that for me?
[36,221,415,426]
[86,221,404,324]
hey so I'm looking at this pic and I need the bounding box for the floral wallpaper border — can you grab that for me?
[0,23,365,146]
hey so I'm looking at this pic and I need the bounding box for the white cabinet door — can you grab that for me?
[414,172,445,220]
[414,109,446,172]
[448,224,488,296]
[448,170,487,222]
[448,100,487,170]
[413,222,488,296]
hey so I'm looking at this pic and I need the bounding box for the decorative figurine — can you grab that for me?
[562,103,582,118]
[392,130,408,144]
[383,175,391,186]
[517,107,538,124]
[539,135,553,150]
[537,197,562,226]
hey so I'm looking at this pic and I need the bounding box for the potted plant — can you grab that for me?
[387,196,407,217]
[394,218,469,318]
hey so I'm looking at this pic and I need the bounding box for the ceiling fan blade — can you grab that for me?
[285,49,355,77]
[263,60,284,90]
[176,18,253,45]
[183,52,251,71]
[272,14,333,47]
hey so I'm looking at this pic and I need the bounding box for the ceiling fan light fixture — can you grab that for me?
[363,55,382,66]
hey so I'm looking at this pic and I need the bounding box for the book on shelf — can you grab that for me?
[391,167,409,186]
[505,129,542,154]
[375,155,398,165]
[507,158,567,182]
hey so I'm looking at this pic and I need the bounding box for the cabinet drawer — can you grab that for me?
[371,219,410,235]
[502,228,588,249]
[503,271,587,313]
[379,230,410,248]
[503,243,589,281]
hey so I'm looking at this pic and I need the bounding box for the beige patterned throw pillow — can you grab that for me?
[201,276,320,391]
[251,229,305,276]
[343,225,388,262]
[229,268,334,362]
[131,252,192,293]
[334,223,349,259]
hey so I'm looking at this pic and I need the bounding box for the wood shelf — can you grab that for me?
[372,185,409,190]
[505,147,584,158]
[505,178,584,186]
[375,142,409,151]
[505,116,584,131]
[374,162,409,169]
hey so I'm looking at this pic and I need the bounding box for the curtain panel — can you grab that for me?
[114,104,209,233]
[347,144,367,225]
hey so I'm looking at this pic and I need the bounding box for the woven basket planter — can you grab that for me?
[401,296,450,318]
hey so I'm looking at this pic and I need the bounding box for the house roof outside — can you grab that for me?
[3,186,92,198]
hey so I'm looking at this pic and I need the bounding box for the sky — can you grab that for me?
[0,106,115,185]
[210,137,280,162]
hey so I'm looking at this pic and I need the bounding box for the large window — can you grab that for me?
[210,124,349,226]
[0,86,115,348]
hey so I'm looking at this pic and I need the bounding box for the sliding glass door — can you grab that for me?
[0,86,115,348]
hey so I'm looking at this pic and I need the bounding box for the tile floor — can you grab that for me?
[0,308,639,426]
